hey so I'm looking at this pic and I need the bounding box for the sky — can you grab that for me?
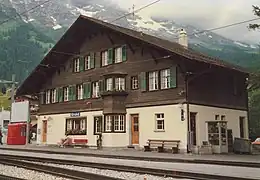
[109,0,260,44]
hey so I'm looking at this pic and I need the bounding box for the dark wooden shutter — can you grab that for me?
[140,72,147,92]
[40,92,45,104]
[55,88,59,102]
[122,45,127,61]
[170,66,177,88]
[72,85,76,100]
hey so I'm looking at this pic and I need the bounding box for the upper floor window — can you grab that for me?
[155,113,164,131]
[149,71,159,91]
[101,51,108,66]
[45,90,51,104]
[63,87,69,101]
[115,77,125,91]
[115,46,127,63]
[76,84,83,100]
[160,69,170,89]
[51,89,57,103]
[92,81,100,98]
[106,78,113,91]
[73,58,80,72]
[131,76,138,90]
[85,55,91,70]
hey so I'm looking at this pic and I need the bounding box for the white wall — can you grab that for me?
[37,104,248,150]
[0,110,10,144]
[189,104,248,146]
[37,110,129,147]
[127,104,187,150]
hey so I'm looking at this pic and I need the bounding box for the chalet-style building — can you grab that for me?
[16,15,249,153]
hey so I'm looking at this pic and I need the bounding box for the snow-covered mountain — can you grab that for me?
[4,0,259,53]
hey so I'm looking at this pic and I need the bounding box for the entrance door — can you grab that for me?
[131,115,139,145]
[42,120,47,143]
[190,112,197,146]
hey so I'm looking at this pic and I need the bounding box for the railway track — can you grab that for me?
[0,174,26,180]
[0,154,257,180]
[0,147,259,168]
[0,157,121,180]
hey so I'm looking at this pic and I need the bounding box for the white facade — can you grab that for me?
[36,104,248,152]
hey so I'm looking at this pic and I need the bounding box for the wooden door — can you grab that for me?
[42,120,47,143]
[131,115,139,145]
[190,112,197,146]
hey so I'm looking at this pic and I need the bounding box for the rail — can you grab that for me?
[0,157,121,180]
[0,174,26,180]
[0,154,257,180]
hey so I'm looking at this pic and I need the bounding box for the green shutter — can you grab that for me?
[170,66,177,88]
[140,72,147,92]
[72,85,76,100]
[69,86,73,101]
[83,82,91,99]
[122,45,127,61]
[99,80,105,94]
[90,53,95,68]
[108,48,113,64]
[59,87,63,102]
[79,57,84,71]
[95,54,100,68]
[55,88,59,102]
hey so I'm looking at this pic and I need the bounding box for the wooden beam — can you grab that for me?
[106,32,114,45]
[126,41,135,54]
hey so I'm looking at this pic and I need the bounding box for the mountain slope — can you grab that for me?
[0,3,54,84]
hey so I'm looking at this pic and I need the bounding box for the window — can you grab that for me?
[149,71,159,91]
[101,51,108,66]
[66,118,87,135]
[51,89,57,103]
[155,113,164,131]
[215,115,220,121]
[115,47,122,63]
[85,55,91,70]
[3,120,9,129]
[221,115,226,121]
[131,76,138,90]
[104,115,126,132]
[94,116,103,134]
[115,77,125,91]
[74,58,80,72]
[160,69,170,89]
[77,84,83,100]
[45,90,51,104]
[105,116,112,132]
[63,87,69,101]
[92,81,100,98]
[106,78,113,91]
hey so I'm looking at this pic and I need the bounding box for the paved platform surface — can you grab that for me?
[0,149,259,179]
[0,144,260,163]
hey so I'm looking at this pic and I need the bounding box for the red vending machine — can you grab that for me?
[7,123,27,145]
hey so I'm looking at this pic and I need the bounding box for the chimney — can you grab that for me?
[178,28,188,48]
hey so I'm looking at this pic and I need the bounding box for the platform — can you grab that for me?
[0,144,260,164]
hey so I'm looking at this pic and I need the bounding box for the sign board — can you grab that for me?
[11,101,29,123]
[70,112,80,117]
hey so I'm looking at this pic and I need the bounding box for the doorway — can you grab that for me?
[42,120,47,143]
[131,114,139,145]
[190,112,197,146]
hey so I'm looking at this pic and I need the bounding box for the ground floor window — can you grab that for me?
[104,115,125,132]
[155,113,164,131]
[94,116,103,135]
[65,117,87,135]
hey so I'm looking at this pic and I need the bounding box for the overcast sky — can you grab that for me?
[109,0,260,44]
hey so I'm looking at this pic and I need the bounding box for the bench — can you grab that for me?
[59,138,88,148]
[144,139,180,153]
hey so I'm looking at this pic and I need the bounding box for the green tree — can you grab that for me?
[248,5,260,139]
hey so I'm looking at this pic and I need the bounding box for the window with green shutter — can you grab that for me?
[99,80,105,94]
[79,56,84,71]
[140,72,147,92]
[68,86,73,101]
[58,87,63,102]
[83,82,91,99]
[90,52,95,68]
[72,85,76,100]
[122,45,127,61]
[108,48,113,64]
[170,66,177,88]
[55,88,59,102]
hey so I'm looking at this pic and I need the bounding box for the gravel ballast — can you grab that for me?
[0,164,71,180]
[25,161,192,180]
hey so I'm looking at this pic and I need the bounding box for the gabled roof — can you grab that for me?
[16,15,248,96]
